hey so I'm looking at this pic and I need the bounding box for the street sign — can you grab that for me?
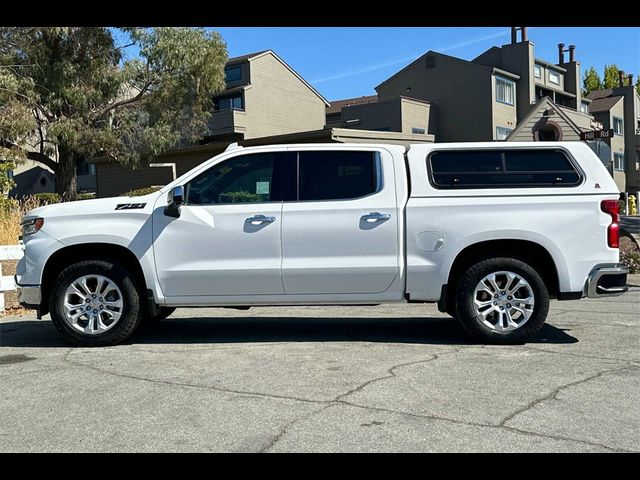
[580,129,614,141]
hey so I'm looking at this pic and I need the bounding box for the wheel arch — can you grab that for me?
[443,239,561,314]
[40,243,148,316]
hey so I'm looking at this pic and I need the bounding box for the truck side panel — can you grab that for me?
[405,142,620,301]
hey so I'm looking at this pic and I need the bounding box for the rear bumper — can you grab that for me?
[584,264,628,298]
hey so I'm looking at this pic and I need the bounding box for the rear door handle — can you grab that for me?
[245,215,276,225]
[361,212,391,223]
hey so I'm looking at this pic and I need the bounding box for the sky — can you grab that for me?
[115,27,640,101]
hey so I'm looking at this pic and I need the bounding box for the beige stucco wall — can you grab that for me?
[400,99,431,135]
[243,54,326,138]
[491,74,517,139]
[533,63,565,92]
[609,100,626,188]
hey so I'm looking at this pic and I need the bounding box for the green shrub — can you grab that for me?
[77,192,96,200]
[125,186,162,197]
[620,249,640,274]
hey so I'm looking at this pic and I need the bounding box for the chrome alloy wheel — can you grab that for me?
[472,271,535,332]
[63,274,124,335]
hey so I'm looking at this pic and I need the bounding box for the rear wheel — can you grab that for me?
[454,257,549,344]
[49,260,143,346]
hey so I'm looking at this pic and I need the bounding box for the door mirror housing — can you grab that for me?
[164,185,185,218]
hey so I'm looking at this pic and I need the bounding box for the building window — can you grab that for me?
[613,117,624,135]
[548,70,561,85]
[614,153,625,171]
[580,101,589,114]
[495,76,515,106]
[224,66,241,83]
[76,159,96,176]
[534,65,542,79]
[495,126,513,140]
[214,94,244,111]
[411,127,426,134]
[428,149,580,189]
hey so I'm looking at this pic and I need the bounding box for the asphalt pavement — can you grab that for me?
[1,276,639,452]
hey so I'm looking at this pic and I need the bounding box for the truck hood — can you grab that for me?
[24,192,163,220]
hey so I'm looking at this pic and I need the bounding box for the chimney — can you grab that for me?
[619,70,626,87]
[568,45,576,63]
[629,74,634,86]
[511,27,517,44]
[558,43,565,64]
[521,27,528,42]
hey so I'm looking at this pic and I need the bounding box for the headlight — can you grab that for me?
[21,217,44,236]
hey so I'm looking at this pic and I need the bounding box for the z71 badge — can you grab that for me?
[115,203,146,210]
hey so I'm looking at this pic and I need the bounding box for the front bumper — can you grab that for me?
[15,278,41,309]
[585,264,628,298]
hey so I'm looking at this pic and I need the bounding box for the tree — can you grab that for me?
[636,77,640,96]
[603,64,621,89]
[0,27,227,200]
[582,66,602,96]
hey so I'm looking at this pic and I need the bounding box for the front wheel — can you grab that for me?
[454,257,549,344]
[49,260,144,347]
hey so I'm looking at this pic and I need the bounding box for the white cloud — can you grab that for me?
[310,29,512,85]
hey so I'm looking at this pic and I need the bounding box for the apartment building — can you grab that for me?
[326,94,436,140]
[373,27,593,143]
[208,50,329,139]
[586,73,640,192]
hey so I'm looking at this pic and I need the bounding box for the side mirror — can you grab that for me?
[164,185,184,218]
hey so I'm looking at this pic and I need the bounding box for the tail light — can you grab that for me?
[600,200,620,248]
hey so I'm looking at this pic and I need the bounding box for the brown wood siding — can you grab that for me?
[96,151,222,198]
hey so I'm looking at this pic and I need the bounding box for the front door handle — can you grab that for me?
[361,212,391,223]
[245,214,276,225]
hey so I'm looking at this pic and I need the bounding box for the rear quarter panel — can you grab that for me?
[405,142,620,300]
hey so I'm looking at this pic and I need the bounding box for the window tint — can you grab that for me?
[187,153,276,205]
[431,151,502,173]
[429,150,580,188]
[298,151,379,201]
[504,151,574,172]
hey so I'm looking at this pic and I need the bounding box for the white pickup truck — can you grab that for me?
[16,141,628,346]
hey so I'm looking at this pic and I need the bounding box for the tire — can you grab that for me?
[454,257,549,344]
[49,260,144,347]
[148,307,176,322]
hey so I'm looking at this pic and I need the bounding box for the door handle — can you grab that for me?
[361,212,391,223]
[245,215,276,225]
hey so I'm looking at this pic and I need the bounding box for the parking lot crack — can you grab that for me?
[334,352,449,402]
[338,401,632,452]
[259,404,333,453]
[499,364,639,428]
[63,350,329,406]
